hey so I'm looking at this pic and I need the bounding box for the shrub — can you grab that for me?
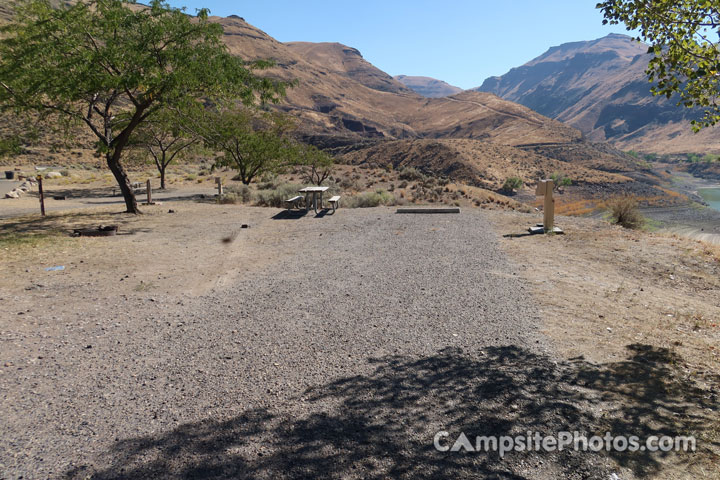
[608,196,644,229]
[503,177,523,191]
[550,172,572,187]
[398,166,425,182]
[225,184,253,203]
[60,169,70,177]
[346,190,397,208]
[254,183,304,208]
[217,193,240,204]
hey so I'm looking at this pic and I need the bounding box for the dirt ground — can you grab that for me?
[1,195,719,478]
[486,210,720,477]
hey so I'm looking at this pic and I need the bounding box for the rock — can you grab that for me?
[45,171,62,179]
[5,191,19,199]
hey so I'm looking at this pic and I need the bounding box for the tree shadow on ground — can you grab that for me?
[0,210,133,235]
[39,186,116,199]
[65,345,719,480]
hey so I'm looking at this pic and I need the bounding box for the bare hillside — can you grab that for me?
[340,138,631,191]
[475,34,720,154]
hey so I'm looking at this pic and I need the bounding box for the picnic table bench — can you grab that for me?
[285,195,305,211]
[286,188,341,214]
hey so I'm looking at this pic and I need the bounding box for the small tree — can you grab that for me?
[297,144,334,186]
[550,172,572,188]
[0,0,285,213]
[131,110,198,189]
[196,108,297,185]
[502,176,523,193]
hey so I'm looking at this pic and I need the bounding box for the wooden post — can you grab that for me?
[36,175,45,217]
[146,179,152,205]
[215,177,223,196]
[543,179,554,232]
[535,179,555,233]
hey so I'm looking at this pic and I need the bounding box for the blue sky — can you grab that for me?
[168,1,634,89]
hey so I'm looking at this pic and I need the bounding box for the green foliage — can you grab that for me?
[550,172,572,187]
[608,196,644,229]
[597,1,720,130]
[129,108,199,188]
[643,153,658,161]
[626,150,639,158]
[345,190,397,208]
[0,0,286,211]
[195,108,297,185]
[502,176,523,191]
[687,153,701,163]
[0,135,22,158]
[294,144,335,186]
[702,154,718,163]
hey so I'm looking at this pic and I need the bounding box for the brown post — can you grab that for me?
[543,180,555,232]
[36,175,45,217]
[146,179,152,205]
[215,177,223,196]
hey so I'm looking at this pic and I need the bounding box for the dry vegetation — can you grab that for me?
[488,210,720,478]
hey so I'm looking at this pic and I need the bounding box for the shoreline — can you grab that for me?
[640,203,720,244]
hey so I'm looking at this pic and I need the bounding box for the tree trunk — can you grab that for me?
[107,151,140,214]
[160,165,167,190]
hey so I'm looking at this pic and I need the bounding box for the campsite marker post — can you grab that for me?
[529,179,562,235]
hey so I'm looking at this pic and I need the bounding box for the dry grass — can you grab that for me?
[608,196,645,229]
[488,210,720,478]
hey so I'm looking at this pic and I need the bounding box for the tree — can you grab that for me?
[0,0,285,213]
[131,110,198,189]
[597,0,720,130]
[195,108,297,185]
[296,144,335,186]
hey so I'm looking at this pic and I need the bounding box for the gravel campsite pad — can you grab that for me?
[0,207,712,479]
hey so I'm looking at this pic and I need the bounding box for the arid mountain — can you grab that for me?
[215,15,585,148]
[286,42,412,95]
[393,75,463,98]
[475,33,720,154]
[0,7,646,187]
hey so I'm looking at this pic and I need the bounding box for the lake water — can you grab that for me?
[698,187,720,212]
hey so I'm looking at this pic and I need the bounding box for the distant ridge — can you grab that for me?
[474,34,720,154]
[394,75,463,98]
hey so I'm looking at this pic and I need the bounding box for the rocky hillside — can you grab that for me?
[393,75,463,98]
[475,34,720,154]
[215,15,587,147]
[339,138,632,191]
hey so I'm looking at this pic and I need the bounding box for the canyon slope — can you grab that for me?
[475,34,720,154]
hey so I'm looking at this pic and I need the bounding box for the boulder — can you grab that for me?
[5,191,19,199]
[45,171,62,179]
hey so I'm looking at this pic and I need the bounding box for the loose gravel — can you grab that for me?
[1,209,622,479]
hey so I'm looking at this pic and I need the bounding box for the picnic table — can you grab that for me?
[299,186,329,213]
